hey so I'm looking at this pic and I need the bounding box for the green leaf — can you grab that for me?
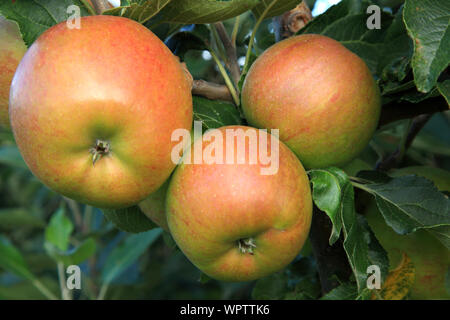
[320,282,358,300]
[101,229,162,284]
[0,0,91,46]
[199,272,213,284]
[103,205,158,233]
[398,86,440,103]
[382,80,416,96]
[340,183,370,292]
[283,276,321,300]
[0,146,27,170]
[0,277,58,300]
[358,214,389,282]
[0,236,34,280]
[339,185,388,295]
[253,18,276,52]
[165,24,211,58]
[162,231,178,250]
[45,207,73,252]
[103,0,172,24]
[238,51,258,91]
[310,168,388,293]
[410,132,450,157]
[252,0,301,19]
[437,80,450,106]
[298,0,372,35]
[403,0,450,93]
[309,167,348,245]
[0,208,45,229]
[378,8,413,85]
[252,272,289,299]
[322,14,370,40]
[159,0,259,24]
[146,21,184,40]
[356,171,450,249]
[44,238,96,265]
[193,96,242,130]
[340,41,381,78]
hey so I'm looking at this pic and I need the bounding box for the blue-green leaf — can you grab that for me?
[45,207,73,252]
[101,229,162,284]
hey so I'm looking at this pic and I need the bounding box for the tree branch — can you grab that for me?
[309,206,353,294]
[91,0,110,14]
[213,22,241,87]
[192,80,234,102]
[376,113,432,171]
[378,96,448,127]
[273,1,313,41]
[64,197,83,234]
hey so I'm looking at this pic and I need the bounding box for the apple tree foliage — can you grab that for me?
[0,0,448,300]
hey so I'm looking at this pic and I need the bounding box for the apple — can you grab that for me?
[241,34,381,169]
[366,166,450,299]
[166,126,312,282]
[9,16,193,209]
[0,16,27,129]
[138,180,170,231]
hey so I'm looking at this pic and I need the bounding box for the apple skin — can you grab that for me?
[0,16,27,129]
[9,16,193,209]
[166,126,313,282]
[241,34,381,169]
[138,180,170,231]
[366,166,450,299]
[138,129,196,231]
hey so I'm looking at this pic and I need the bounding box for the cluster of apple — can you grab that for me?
[1,15,381,282]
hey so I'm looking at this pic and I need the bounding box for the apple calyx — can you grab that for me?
[90,139,111,166]
[238,237,257,255]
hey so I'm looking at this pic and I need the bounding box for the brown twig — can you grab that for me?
[378,96,447,127]
[213,22,241,87]
[273,1,313,41]
[91,0,110,14]
[192,80,234,102]
[64,197,84,233]
[376,113,433,171]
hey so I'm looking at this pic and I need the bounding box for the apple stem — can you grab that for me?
[90,139,110,166]
[238,237,257,255]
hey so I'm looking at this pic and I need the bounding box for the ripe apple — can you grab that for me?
[241,34,381,169]
[0,16,27,129]
[366,166,450,299]
[9,16,193,209]
[138,180,170,231]
[166,126,312,282]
